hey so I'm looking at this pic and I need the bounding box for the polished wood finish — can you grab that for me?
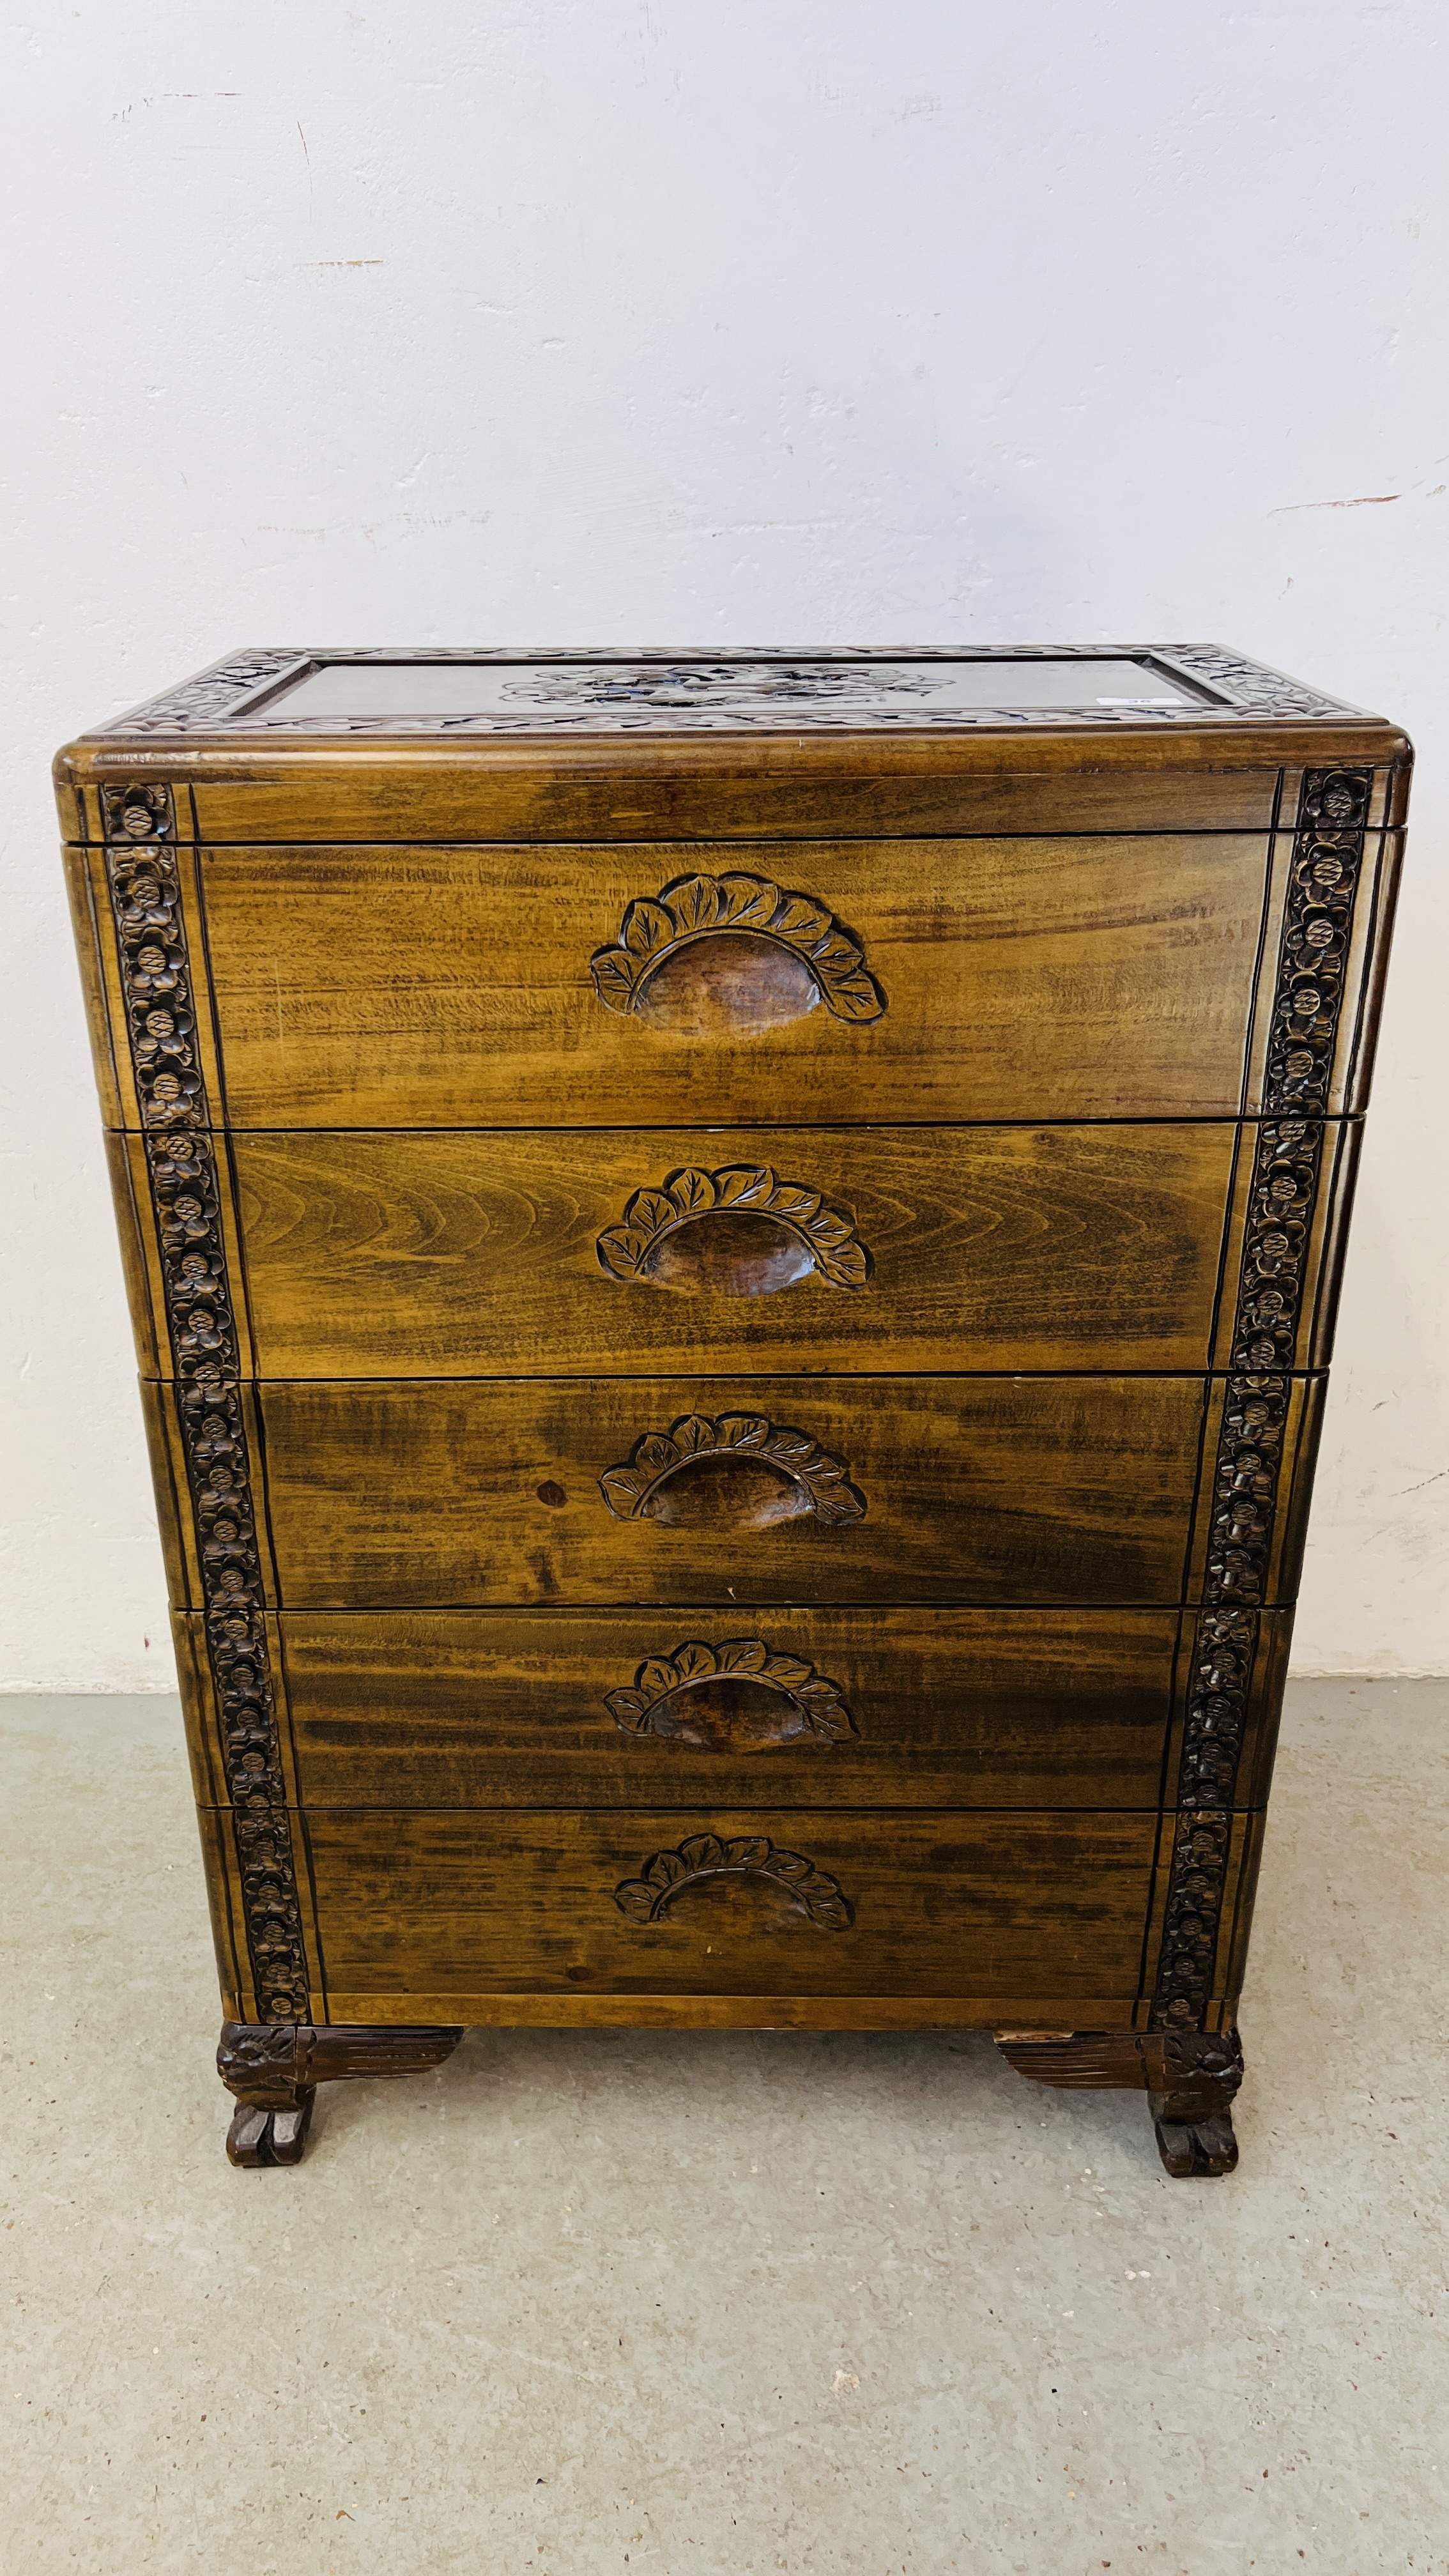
[64,819,1405,1131]
[103,1109,1362,1383]
[194,1121,1308,1379]
[288,1805,1169,1999]
[172,1605,1292,1810]
[177,833,1321,1127]
[57,646,1408,2167]
[231,1371,1317,1610]
[193,1795,1261,2012]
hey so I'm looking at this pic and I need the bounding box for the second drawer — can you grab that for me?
[114,1120,1354,1378]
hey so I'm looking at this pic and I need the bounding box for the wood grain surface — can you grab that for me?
[243,1372,1227,1609]
[221,1606,1197,1809]
[225,1123,1240,1378]
[192,835,1277,1126]
[174,1601,1292,1813]
[182,757,1276,849]
[294,1805,1165,2000]
[54,705,1409,850]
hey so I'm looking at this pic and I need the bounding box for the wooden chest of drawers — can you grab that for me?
[58,645,1409,2175]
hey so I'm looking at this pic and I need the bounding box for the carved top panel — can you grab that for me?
[77,643,1376,739]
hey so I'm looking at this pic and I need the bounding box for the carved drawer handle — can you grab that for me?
[599,1411,866,1531]
[614,1834,854,1929]
[590,871,885,1036]
[605,1637,857,1751]
[597,1163,870,1297]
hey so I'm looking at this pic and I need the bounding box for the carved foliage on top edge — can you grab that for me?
[98,653,303,737]
[1160,644,1351,719]
[92,645,1360,734]
[102,802,308,2025]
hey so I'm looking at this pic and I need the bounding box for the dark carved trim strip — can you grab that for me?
[1229,1119,1324,1376]
[1204,1375,1289,1613]
[1152,1808,1234,2034]
[1176,1607,1259,1809]
[1263,765,1373,1115]
[103,804,309,2025]
[101,781,178,843]
[1153,765,1372,2033]
[1153,1611,1263,2031]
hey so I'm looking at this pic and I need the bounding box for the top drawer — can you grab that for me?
[78,824,1395,1128]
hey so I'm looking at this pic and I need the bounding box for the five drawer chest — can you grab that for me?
[57,645,1409,2175]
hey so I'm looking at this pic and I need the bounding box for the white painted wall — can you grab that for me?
[2,0,1446,1685]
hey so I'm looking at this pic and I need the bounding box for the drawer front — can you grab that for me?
[226,1122,1245,1378]
[193,834,1279,1126]
[181,1605,1291,1811]
[142,1372,1322,1611]
[293,1805,1167,2004]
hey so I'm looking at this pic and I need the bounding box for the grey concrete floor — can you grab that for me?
[3,1682,1448,2574]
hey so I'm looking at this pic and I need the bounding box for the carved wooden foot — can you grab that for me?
[1147,2030,1243,2179]
[993,2027,1243,2179]
[226,2096,315,2167]
[218,2021,464,2166]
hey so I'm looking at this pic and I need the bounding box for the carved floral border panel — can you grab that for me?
[1153,765,1371,2032]
[102,791,309,2025]
[90,641,1362,735]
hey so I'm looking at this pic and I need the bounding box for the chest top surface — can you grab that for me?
[70,642,1377,741]
[56,641,1409,857]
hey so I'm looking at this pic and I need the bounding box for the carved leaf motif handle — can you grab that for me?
[597,1163,870,1297]
[590,871,885,1035]
[598,1412,866,1531]
[614,1834,855,1929]
[605,1636,857,1750]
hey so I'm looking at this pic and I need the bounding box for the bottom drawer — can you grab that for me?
[262,1806,1197,2014]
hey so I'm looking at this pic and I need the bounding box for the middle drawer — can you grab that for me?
[217,1123,1252,1377]
[144,1370,1322,1609]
